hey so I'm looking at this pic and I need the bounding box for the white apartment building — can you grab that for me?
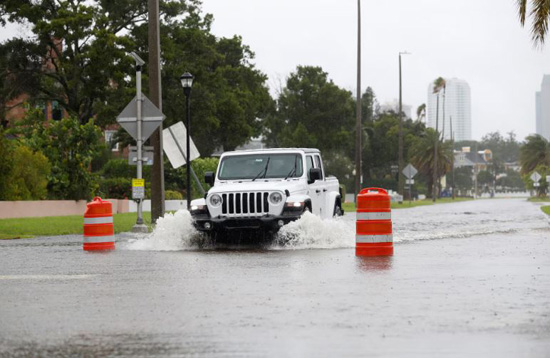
[536,75,550,140]
[427,78,471,141]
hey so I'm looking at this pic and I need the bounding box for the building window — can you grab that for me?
[105,130,119,151]
[52,101,62,121]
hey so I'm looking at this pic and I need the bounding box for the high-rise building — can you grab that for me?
[427,78,471,141]
[536,75,550,140]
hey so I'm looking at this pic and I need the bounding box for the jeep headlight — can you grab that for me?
[209,194,222,207]
[269,192,283,205]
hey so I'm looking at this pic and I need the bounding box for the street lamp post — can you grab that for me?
[398,51,410,201]
[180,72,194,210]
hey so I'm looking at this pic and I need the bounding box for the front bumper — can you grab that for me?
[191,210,303,232]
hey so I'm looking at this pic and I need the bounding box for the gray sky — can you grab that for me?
[2,0,549,141]
[200,0,550,141]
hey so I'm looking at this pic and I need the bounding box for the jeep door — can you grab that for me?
[306,154,326,216]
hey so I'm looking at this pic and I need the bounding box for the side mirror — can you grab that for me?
[309,168,322,184]
[205,171,215,186]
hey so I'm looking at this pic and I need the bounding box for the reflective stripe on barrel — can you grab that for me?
[356,212,391,221]
[356,234,393,243]
[83,216,113,225]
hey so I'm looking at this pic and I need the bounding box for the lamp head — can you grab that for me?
[180,72,194,89]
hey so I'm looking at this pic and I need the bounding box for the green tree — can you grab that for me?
[416,103,426,122]
[264,66,355,153]
[480,131,521,174]
[0,131,14,199]
[519,134,550,175]
[13,108,102,200]
[517,0,550,46]
[497,169,525,191]
[168,157,219,200]
[0,0,204,125]
[451,166,474,195]
[523,165,549,197]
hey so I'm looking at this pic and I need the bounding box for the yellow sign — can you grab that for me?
[132,179,145,187]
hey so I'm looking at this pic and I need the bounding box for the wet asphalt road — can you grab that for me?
[1,198,549,357]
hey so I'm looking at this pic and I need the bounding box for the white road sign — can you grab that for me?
[403,164,418,179]
[163,122,200,169]
[531,171,541,183]
[117,93,165,141]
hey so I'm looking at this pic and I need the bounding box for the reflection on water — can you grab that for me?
[356,256,393,272]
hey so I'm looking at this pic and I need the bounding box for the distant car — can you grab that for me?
[190,148,343,238]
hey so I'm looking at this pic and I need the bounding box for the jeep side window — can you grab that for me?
[306,155,314,181]
[314,155,324,180]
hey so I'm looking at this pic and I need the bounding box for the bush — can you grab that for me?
[0,140,51,200]
[169,157,220,200]
[165,190,183,200]
[98,177,132,199]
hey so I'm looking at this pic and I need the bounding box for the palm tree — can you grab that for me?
[416,103,426,122]
[517,0,550,46]
[520,134,550,174]
[410,128,453,198]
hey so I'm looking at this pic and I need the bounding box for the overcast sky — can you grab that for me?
[2,0,549,141]
[200,0,550,141]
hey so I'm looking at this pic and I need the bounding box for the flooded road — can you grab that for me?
[1,199,549,357]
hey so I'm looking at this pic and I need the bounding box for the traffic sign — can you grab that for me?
[132,178,145,199]
[117,93,165,141]
[403,164,418,179]
[163,122,200,169]
[129,146,154,166]
[531,171,541,183]
[406,179,415,185]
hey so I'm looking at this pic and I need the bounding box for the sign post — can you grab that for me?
[117,52,165,233]
[402,163,418,205]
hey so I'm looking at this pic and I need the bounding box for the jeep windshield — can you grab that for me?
[218,153,304,180]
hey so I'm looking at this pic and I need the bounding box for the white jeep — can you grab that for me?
[190,148,343,236]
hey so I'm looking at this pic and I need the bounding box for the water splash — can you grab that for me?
[126,210,203,251]
[272,212,355,249]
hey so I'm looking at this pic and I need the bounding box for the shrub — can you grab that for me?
[98,177,132,199]
[165,190,183,200]
[0,140,51,200]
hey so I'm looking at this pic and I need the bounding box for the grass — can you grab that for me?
[342,197,473,212]
[541,205,550,216]
[528,197,550,202]
[0,212,152,239]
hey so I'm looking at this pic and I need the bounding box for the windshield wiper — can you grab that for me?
[284,155,298,180]
[252,157,270,181]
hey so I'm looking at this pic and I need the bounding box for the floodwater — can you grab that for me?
[0,199,549,357]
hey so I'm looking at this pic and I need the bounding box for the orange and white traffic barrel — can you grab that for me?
[356,188,393,256]
[83,197,115,251]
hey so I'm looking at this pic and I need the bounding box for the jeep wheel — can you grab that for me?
[333,203,343,217]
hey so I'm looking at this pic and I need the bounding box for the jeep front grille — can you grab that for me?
[221,192,270,216]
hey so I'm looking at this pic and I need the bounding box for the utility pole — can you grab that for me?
[398,51,410,200]
[450,116,455,200]
[130,52,148,233]
[432,94,439,203]
[148,0,164,223]
[354,0,362,196]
